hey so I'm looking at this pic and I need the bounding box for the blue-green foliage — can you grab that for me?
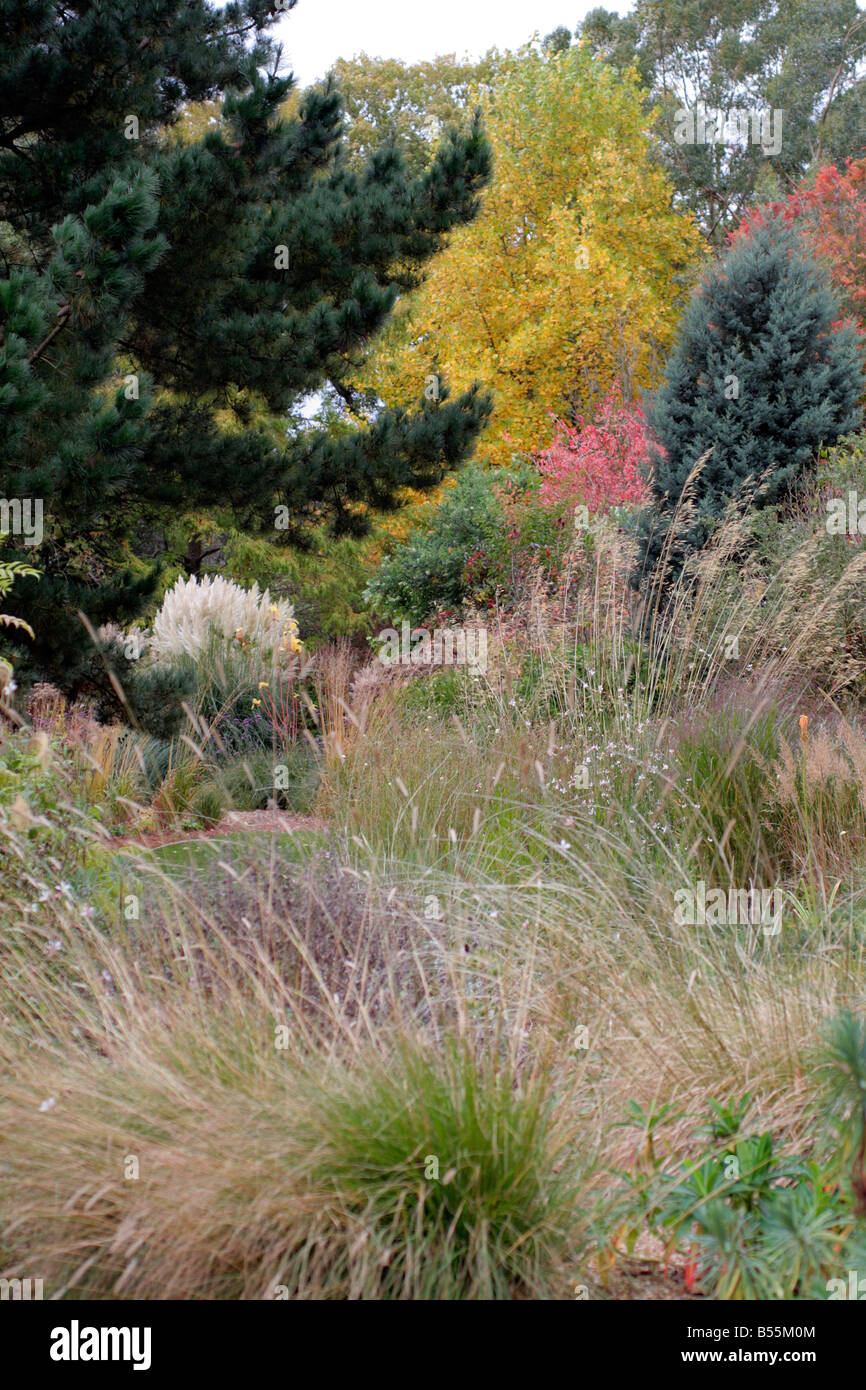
[636,214,864,587]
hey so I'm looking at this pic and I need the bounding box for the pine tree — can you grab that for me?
[0,0,492,696]
[635,214,864,590]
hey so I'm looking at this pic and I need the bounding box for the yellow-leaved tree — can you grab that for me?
[358,43,706,466]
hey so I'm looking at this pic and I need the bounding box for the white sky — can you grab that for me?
[272,0,632,86]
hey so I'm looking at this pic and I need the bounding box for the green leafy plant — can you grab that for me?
[620,1071,865,1299]
[0,556,40,639]
[365,464,511,625]
[365,460,575,627]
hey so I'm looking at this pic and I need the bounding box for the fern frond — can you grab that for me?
[0,612,35,638]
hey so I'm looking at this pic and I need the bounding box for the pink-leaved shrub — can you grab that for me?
[535,389,652,514]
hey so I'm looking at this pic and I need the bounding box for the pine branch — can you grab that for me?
[26,305,71,366]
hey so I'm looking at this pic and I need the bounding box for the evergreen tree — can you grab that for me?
[635,214,864,589]
[0,0,492,695]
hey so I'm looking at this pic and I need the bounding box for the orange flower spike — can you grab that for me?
[799,714,809,743]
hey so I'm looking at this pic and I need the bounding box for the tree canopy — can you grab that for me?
[357,44,705,467]
[577,0,866,242]
[0,0,492,689]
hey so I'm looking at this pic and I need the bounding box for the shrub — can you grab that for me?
[365,461,571,627]
[365,464,509,625]
[108,659,197,741]
[150,745,206,827]
[534,389,651,514]
[79,624,196,739]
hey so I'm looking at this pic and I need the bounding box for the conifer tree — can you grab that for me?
[635,215,864,590]
[0,0,492,693]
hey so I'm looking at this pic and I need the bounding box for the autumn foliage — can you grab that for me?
[358,44,704,467]
[534,390,651,514]
[734,158,866,332]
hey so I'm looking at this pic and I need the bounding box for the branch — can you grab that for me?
[816,14,866,161]
[331,379,358,409]
[27,305,71,365]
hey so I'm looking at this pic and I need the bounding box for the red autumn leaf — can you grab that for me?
[533,387,652,514]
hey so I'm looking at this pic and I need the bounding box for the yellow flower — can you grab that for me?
[258,680,269,689]
[252,698,262,708]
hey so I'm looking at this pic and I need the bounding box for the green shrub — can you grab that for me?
[152,746,206,824]
[83,642,196,740]
[365,464,509,625]
[365,461,568,626]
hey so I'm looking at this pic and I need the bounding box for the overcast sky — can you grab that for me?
[272,0,631,86]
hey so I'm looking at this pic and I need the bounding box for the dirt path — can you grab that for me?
[110,809,327,852]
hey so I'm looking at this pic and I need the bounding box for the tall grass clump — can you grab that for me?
[0,823,589,1300]
[293,1040,584,1298]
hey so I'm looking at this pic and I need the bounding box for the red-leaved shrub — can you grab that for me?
[534,389,652,514]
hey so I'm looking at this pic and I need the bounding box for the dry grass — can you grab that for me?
[3,500,866,1298]
[0,840,589,1299]
[311,638,363,769]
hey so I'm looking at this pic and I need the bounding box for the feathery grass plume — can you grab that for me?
[149,575,300,666]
